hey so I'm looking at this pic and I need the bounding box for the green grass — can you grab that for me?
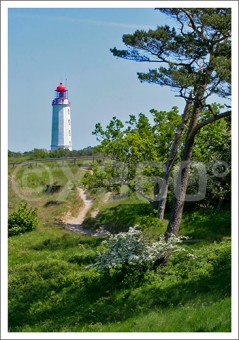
[83,192,153,233]
[8,225,103,267]
[180,209,231,240]
[82,191,231,241]
[8,222,231,332]
[8,164,231,332]
[80,298,231,332]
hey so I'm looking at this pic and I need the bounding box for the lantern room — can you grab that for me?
[55,82,68,99]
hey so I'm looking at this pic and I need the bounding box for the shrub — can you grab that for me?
[86,226,188,273]
[8,203,39,237]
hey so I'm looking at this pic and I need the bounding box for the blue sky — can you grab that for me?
[8,6,231,152]
[8,7,186,152]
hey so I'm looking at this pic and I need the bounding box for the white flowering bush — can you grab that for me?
[86,226,188,272]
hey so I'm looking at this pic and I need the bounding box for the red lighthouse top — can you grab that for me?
[52,82,70,105]
[56,82,67,92]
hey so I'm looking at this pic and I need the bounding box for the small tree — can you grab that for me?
[90,103,230,211]
[90,108,182,202]
[8,203,39,237]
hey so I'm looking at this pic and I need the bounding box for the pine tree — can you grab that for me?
[111,8,231,248]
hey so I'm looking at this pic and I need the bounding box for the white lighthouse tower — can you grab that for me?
[51,82,72,151]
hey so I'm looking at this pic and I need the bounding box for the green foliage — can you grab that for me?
[82,160,123,194]
[87,108,182,197]
[28,148,49,159]
[89,102,231,210]
[8,146,99,162]
[111,8,231,99]
[8,203,39,237]
[137,214,168,238]
[93,108,181,164]
[193,105,231,163]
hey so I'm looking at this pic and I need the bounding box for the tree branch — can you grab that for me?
[137,190,154,203]
[188,110,231,140]
[176,12,187,36]
[181,8,206,40]
[123,181,154,203]
[211,32,231,44]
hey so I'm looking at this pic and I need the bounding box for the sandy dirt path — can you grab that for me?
[64,188,93,225]
[62,188,108,236]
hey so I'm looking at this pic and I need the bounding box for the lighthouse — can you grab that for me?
[51,82,72,151]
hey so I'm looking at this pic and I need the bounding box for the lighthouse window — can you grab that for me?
[68,120,70,125]
[69,130,71,136]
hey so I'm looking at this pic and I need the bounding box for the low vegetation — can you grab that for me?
[8,162,85,225]
[8,203,39,237]
[8,160,231,332]
[8,224,231,332]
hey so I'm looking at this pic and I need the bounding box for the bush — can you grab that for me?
[8,203,39,237]
[86,226,188,273]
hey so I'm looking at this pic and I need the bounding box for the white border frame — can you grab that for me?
[1,1,238,339]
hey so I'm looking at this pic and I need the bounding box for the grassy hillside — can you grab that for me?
[8,162,86,224]
[8,162,231,332]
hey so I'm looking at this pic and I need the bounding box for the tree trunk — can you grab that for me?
[165,137,195,238]
[157,92,193,219]
[216,197,224,211]
[157,172,170,219]
[162,85,206,265]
